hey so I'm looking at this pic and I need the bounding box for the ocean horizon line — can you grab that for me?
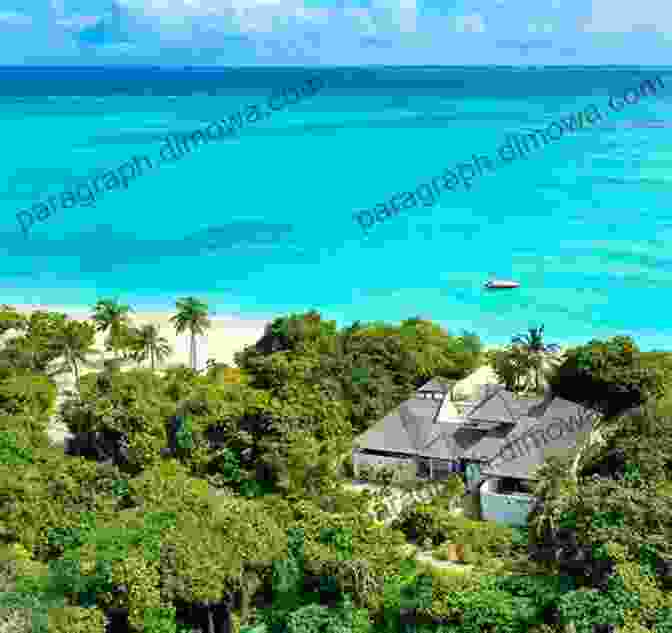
[1,64,671,70]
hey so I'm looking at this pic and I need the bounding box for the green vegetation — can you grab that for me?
[491,324,562,394]
[170,297,211,372]
[548,335,666,418]
[92,299,134,362]
[0,305,670,633]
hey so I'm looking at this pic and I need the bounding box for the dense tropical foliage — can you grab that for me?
[547,336,666,418]
[0,304,670,633]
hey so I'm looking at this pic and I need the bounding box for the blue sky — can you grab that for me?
[0,0,670,65]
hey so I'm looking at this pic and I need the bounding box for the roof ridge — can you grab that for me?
[465,384,504,417]
[398,401,425,450]
[468,386,524,424]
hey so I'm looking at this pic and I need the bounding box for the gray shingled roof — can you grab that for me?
[465,389,547,424]
[419,423,485,461]
[398,400,437,450]
[479,404,599,479]
[354,379,600,480]
[461,416,544,463]
[354,396,441,454]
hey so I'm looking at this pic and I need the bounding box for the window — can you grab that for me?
[417,458,431,478]
[499,477,534,495]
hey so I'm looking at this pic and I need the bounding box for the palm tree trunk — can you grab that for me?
[111,322,119,360]
[150,348,155,372]
[73,361,81,397]
[190,328,196,371]
[569,414,602,480]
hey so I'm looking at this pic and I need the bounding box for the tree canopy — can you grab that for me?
[548,336,666,418]
[2,303,671,633]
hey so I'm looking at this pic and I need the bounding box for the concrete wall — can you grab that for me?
[479,478,534,527]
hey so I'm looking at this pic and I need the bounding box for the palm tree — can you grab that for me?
[490,345,537,393]
[91,299,133,361]
[48,320,99,397]
[131,324,173,371]
[170,297,211,371]
[115,325,143,366]
[511,325,561,393]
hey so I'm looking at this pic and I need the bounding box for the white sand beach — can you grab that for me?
[3,305,270,447]
[6,304,270,371]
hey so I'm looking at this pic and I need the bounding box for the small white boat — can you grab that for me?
[484,279,520,289]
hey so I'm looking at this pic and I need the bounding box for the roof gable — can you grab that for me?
[417,378,453,394]
[354,396,441,454]
[463,387,547,427]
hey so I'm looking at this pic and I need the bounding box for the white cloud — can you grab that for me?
[398,0,417,33]
[0,11,32,25]
[367,0,417,34]
[344,8,378,36]
[56,15,100,29]
[114,0,416,38]
[454,13,485,33]
[528,21,554,33]
[582,0,672,34]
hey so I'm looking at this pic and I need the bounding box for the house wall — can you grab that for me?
[479,477,534,527]
[352,450,415,479]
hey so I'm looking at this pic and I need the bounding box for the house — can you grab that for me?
[352,378,599,526]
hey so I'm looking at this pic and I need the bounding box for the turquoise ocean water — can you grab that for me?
[2,66,672,350]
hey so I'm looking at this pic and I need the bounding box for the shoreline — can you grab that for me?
[4,304,271,370]
[2,304,577,369]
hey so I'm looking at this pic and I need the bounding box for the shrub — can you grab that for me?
[424,516,518,565]
[0,371,57,422]
[46,605,107,633]
[392,504,445,545]
[433,475,466,511]
[354,460,418,485]
[418,569,526,632]
[341,454,354,478]
[510,527,530,556]
[0,448,126,558]
[59,368,176,474]
[0,429,34,466]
